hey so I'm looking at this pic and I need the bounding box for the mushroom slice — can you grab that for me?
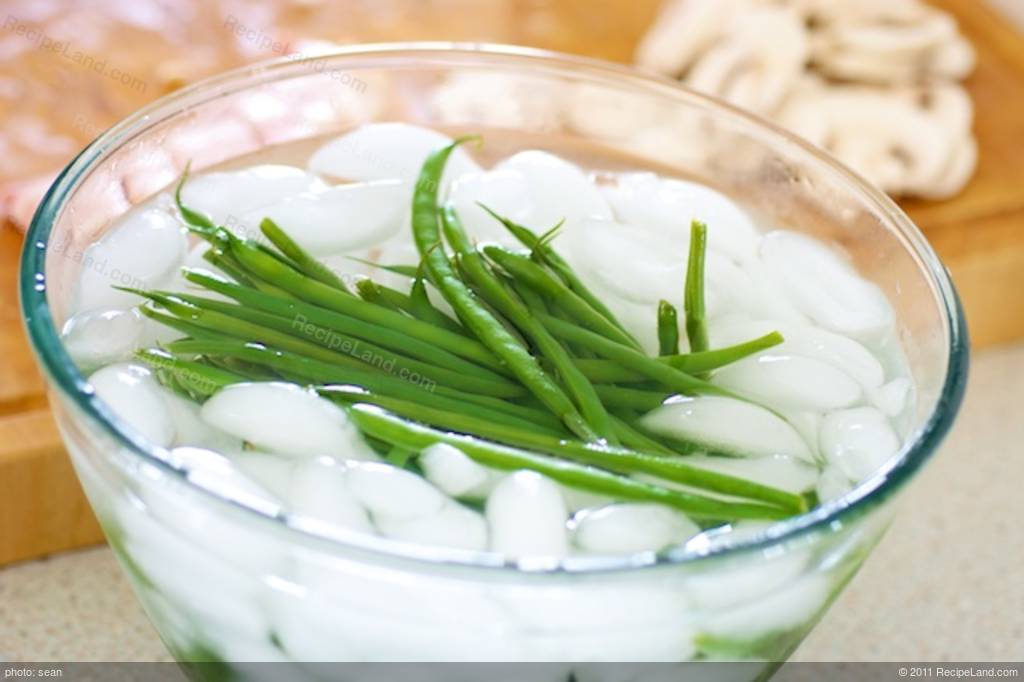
[635,0,745,77]
[685,7,808,116]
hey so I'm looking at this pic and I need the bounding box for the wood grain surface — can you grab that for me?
[0,0,1021,567]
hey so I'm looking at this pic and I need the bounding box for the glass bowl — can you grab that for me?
[20,44,968,674]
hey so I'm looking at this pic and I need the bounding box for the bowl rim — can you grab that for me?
[19,42,969,575]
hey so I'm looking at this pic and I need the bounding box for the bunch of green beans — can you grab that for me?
[129,138,804,521]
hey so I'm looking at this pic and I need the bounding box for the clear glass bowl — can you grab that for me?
[20,44,968,674]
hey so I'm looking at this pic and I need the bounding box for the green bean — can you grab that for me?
[259,218,349,290]
[224,235,508,374]
[355,279,407,312]
[134,348,244,399]
[138,290,522,398]
[331,389,802,511]
[347,404,801,519]
[441,203,614,441]
[478,203,631,338]
[685,220,710,354]
[173,164,217,233]
[317,386,564,437]
[201,242,297,299]
[344,257,420,279]
[408,263,467,335]
[595,384,671,412]
[181,268,511,386]
[575,332,785,383]
[201,249,254,287]
[657,300,680,356]
[137,304,232,342]
[538,312,732,397]
[166,338,564,432]
[410,140,597,441]
[610,417,678,456]
[484,245,642,350]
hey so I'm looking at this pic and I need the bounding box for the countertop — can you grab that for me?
[1,342,1022,662]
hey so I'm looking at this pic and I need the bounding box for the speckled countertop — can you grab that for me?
[1,342,1022,662]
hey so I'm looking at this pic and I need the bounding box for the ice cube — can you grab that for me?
[494,150,613,233]
[710,316,885,390]
[816,465,853,503]
[819,407,901,481]
[573,504,700,554]
[419,443,491,497]
[376,502,488,551]
[62,307,145,371]
[289,459,374,534]
[759,231,893,342]
[178,164,327,231]
[601,172,760,264]
[677,454,819,495]
[224,449,298,501]
[698,573,831,641]
[168,446,281,512]
[73,207,187,313]
[776,408,823,457]
[870,377,913,417]
[560,485,617,513]
[685,550,810,612]
[712,354,862,411]
[447,168,534,246]
[88,363,176,447]
[240,180,410,256]
[639,396,814,462]
[200,382,368,459]
[486,471,569,558]
[308,122,481,187]
[117,494,274,643]
[345,461,446,521]
[161,390,240,451]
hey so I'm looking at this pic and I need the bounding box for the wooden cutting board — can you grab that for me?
[1,0,1022,567]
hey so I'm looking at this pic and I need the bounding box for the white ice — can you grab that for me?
[446,168,535,246]
[493,150,613,233]
[600,172,761,264]
[73,207,186,313]
[88,363,176,447]
[870,377,913,417]
[168,446,281,513]
[816,465,854,503]
[178,164,327,231]
[240,180,410,257]
[62,308,145,371]
[712,354,862,412]
[709,315,886,390]
[223,449,298,501]
[572,504,699,554]
[288,459,374,534]
[161,389,240,451]
[308,122,481,187]
[376,502,488,551]
[819,406,901,481]
[486,471,569,558]
[345,461,447,522]
[419,443,491,497]
[679,453,819,495]
[759,231,893,342]
[200,382,370,460]
[698,573,831,642]
[639,396,814,462]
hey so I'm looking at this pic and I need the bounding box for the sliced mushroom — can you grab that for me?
[635,0,747,77]
[685,7,809,116]
[635,0,978,198]
[777,81,975,198]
